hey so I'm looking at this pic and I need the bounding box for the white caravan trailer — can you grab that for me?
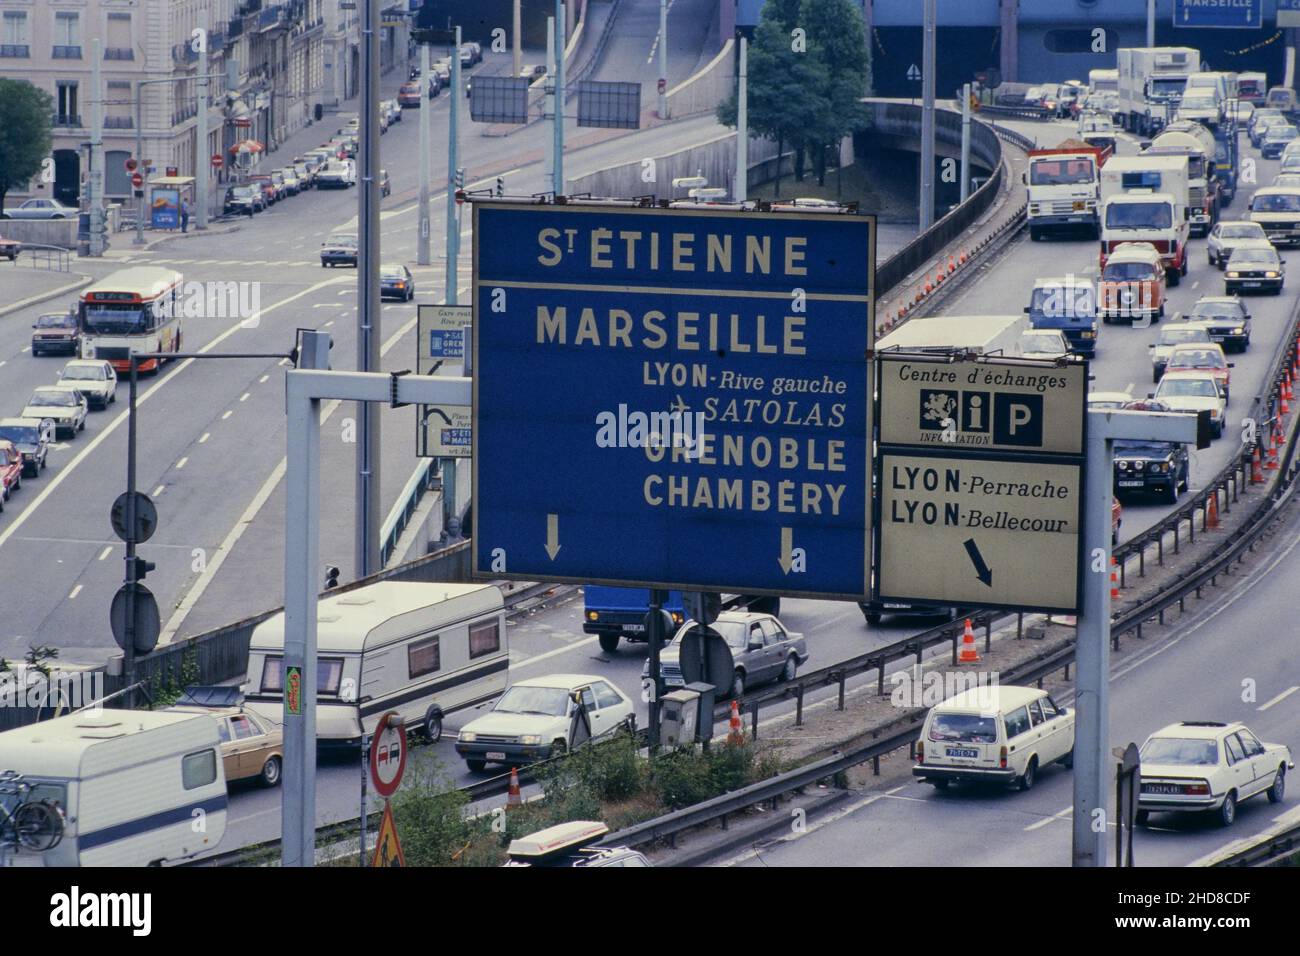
[243,580,508,746]
[0,710,227,867]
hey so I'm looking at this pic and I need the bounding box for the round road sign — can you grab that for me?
[131,172,144,189]
[369,711,408,798]
[110,491,158,544]
[110,583,161,655]
[125,157,138,173]
[211,153,224,169]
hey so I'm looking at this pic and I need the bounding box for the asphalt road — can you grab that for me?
[719,496,1300,868]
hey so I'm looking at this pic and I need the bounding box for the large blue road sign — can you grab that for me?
[1281,0,1300,27]
[1173,0,1263,29]
[472,201,875,600]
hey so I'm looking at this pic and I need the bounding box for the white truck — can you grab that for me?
[1100,153,1191,284]
[877,314,1029,357]
[1118,47,1201,137]
[1089,68,1119,94]
[0,710,228,867]
[1145,126,1217,236]
[1025,140,1111,241]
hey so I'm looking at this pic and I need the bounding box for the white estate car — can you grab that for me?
[57,359,117,409]
[913,685,1075,791]
[1137,721,1293,827]
[1152,371,1226,438]
[21,385,87,438]
[454,674,635,772]
[1148,323,1213,382]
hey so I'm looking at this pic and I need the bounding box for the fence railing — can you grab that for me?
[379,457,438,567]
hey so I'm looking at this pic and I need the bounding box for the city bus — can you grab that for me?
[78,266,185,373]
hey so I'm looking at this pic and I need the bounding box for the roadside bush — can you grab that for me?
[389,751,473,866]
[652,748,718,810]
[540,733,645,803]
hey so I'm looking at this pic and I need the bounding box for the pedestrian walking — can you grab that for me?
[180,198,190,233]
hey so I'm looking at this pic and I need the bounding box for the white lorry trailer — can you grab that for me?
[1025,140,1112,240]
[0,709,228,867]
[877,314,1030,356]
[1117,47,1201,137]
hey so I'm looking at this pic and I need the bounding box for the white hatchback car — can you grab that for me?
[21,385,87,438]
[454,673,635,773]
[913,685,1075,791]
[57,359,117,409]
[1152,371,1226,438]
[1137,721,1293,827]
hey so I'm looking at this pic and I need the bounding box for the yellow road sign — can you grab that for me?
[371,801,405,868]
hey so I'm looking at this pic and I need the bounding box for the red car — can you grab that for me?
[0,236,19,261]
[398,81,422,108]
[0,440,23,508]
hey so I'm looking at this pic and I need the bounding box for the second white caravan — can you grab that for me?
[243,580,508,746]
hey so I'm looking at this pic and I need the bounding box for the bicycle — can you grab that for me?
[0,770,64,852]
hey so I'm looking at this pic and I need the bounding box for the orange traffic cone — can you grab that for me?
[1252,444,1265,483]
[1206,493,1220,530]
[727,700,744,747]
[1110,558,1120,601]
[948,255,956,273]
[507,767,522,808]
[1266,430,1280,470]
[959,618,980,662]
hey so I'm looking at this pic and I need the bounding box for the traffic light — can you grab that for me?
[454,167,465,189]
[130,556,156,582]
[495,176,504,198]
[324,565,340,589]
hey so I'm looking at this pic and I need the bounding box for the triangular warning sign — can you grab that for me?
[371,801,405,868]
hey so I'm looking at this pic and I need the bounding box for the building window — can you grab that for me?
[53,10,81,59]
[1043,29,1117,55]
[56,82,79,127]
[1,10,28,57]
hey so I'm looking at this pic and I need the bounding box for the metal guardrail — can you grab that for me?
[378,457,438,567]
[975,103,1052,121]
[20,244,71,272]
[1211,823,1300,867]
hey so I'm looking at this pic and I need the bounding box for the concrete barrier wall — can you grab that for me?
[666,39,734,120]
[0,219,79,249]
[566,129,788,199]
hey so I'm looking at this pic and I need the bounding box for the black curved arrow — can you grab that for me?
[964,538,993,587]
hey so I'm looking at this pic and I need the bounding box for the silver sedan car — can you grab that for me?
[647,611,810,699]
[2,198,77,220]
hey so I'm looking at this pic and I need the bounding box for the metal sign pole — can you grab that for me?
[919,0,936,229]
[960,82,972,203]
[734,35,748,203]
[446,26,461,305]
[418,43,432,266]
[544,17,556,190]
[197,37,209,230]
[123,358,139,703]
[658,0,669,119]
[648,588,665,750]
[88,38,105,256]
[359,732,369,867]
[554,2,566,194]
[513,0,523,78]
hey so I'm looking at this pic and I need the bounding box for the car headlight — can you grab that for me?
[586,610,599,621]
[1227,271,1241,278]
[458,732,477,742]
[1233,327,1245,334]
[1266,271,1280,278]
[1153,462,1167,473]
[1082,331,1096,339]
[520,735,542,746]
[1117,461,1129,471]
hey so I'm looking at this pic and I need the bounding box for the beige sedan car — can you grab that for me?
[166,705,283,787]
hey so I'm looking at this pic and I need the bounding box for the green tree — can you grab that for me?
[0,79,53,213]
[798,0,871,185]
[718,1,828,196]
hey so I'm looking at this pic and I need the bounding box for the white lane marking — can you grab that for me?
[151,484,164,496]
[20,347,29,353]
[221,410,233,420]
[1024,805,1073,831]
[98,546,112,561]
[239,392,250,402]
[259,374,269,384]
[1192,280,1199,290]
[198,432,210,443]
[175,457,188,470]
[68,585,82,599]
[323,320,334,327]
[0,361,6,368]
[160,307,426,642]
[1124,382,1134,396]
[1258,686,1299,712]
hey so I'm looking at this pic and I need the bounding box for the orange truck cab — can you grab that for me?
[1100,242,1167,324]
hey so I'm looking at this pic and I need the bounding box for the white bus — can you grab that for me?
[78,266,185,373]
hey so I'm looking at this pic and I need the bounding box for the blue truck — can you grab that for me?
[582,586,780,653]
[1024,276,1099,357]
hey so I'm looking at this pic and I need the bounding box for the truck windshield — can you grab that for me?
[1031,285,1094,317]
[1106,202,1172,229]
[1253,194,1300,212]
[1030,159,1093,185]
[1103,262,1156,280]
[1151,77,1188,98]
[1182,96,1216,110]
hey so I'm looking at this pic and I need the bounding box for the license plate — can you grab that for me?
[1118,480,1144,488]
[486,751,506,761]
[625,624,644,633]
[1143,784,1184,795]
[946,748,979,759]
[1244,282,1261,288]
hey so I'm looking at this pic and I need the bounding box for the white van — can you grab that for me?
[913,685,1075,791]
[243,581,508,746]
[0,710,227,866]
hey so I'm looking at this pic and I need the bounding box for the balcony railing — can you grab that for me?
[52,114,83,128]
[228,17,244,39]
[52,45,82,59]
[104,47,134,60]
[104,116,134,129]
[171,103,199,126]
[173,43,199,64]
[0,44,29,58]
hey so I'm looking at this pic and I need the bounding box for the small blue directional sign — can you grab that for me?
[1173,0,1263,29]
[427,329,464,359]
[472,201,875,600]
